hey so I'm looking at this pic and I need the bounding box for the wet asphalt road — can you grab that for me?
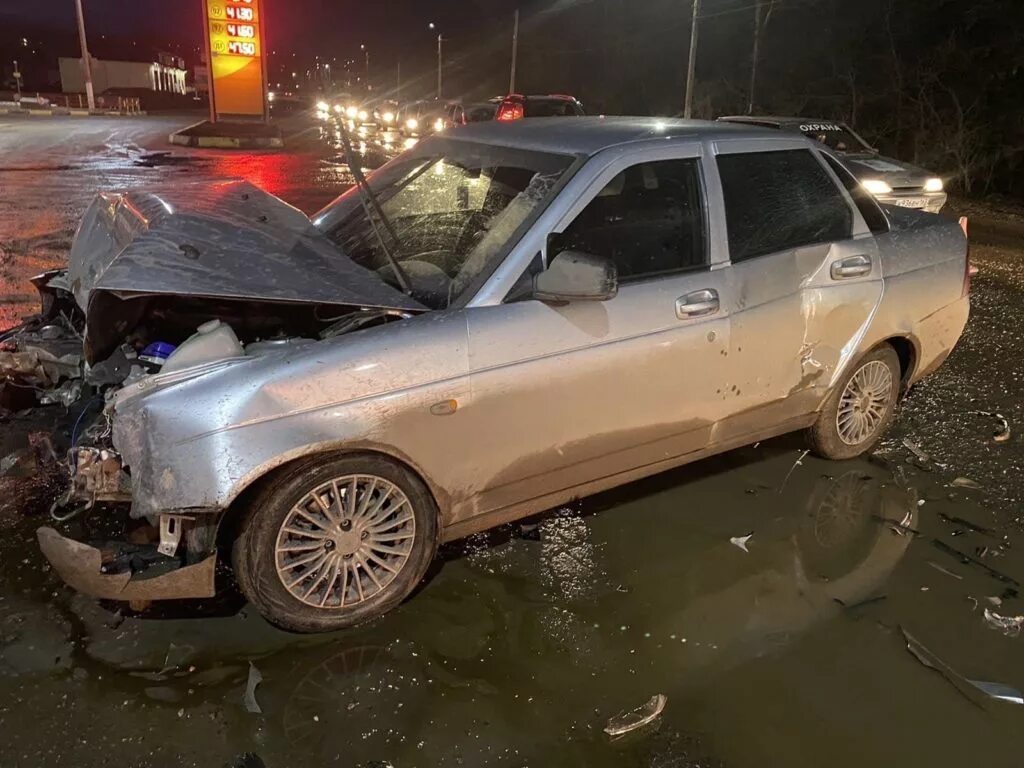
[2,115,1024,768]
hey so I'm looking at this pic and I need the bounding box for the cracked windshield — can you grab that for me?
[1,0,1024,767]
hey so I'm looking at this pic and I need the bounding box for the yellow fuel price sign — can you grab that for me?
[204,0,268,119]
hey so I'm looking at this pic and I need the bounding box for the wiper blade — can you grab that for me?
[320,308,412,340]
[337,121,413,296]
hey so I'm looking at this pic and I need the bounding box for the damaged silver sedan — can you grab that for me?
[32,118,970,632]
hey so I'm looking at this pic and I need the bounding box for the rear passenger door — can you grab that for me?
[711,143,884,439]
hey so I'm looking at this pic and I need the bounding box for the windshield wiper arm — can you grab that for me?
[337,121,413,295]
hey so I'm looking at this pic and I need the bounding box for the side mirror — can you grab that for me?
[533,250,618,303]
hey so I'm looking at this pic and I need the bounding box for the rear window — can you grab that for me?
[797,122,871,153]
[525,99,584,118]
[716,149,854,262]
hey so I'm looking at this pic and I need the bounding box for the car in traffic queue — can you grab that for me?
[717,115,948,213]
[36,118,970,633]
[397,100,456,138]
[493,93,586,121]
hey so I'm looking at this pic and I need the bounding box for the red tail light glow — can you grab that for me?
[497,101,524,121]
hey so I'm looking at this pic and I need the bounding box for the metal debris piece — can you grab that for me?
[778,450,809,493]
[905,438,942,468]
[967,681,1024,705]
[983,609,1024,638]
[973,410,1012,444]
[889,508,916,537]
[902,628,984,709]
[730,533,754,553]
[928,562,964,581]
[603,693,667,738]
[243,662,263,714]
[936,512,998,539]
[951,477,984,490]
[932,540,1019,587]
[39,379,82,408]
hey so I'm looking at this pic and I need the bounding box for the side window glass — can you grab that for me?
[555,159,708,281]
[822,153,890,235]
[716,149,854,263]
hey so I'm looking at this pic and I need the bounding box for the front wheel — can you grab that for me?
[233,455,439,633]
[807,345,901,460]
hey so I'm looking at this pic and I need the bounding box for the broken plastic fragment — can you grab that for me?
[983,609,1024,638]
[244,662,263,714]
[730,533,754,553]
[967,680,1024,705]
[951,477,983,490]
[902,438,932,464]
[603,694,667,738]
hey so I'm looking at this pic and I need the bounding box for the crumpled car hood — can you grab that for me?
[68,179,421,314]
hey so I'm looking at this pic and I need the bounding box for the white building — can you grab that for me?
[59,56,187,95]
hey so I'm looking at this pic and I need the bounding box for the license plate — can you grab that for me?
[894,197,927,209]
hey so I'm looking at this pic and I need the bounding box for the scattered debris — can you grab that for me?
[987,596,1003,607]
[243,662,263,714]
[0,346,80,388]
[834,594,887,611]
[951,477,984,491]
[730,533,754,553]
[603,693,667,738]
[888,508,917,537]
[928,562,964,581]
[937,511,1000,538]
[778,450,809,493]
[967,681,1024,705]
[902,628,985,708]
[973,410,1012,444]
[983,609,1024,638]
[38,378,82,408]
[902,438,936,469]
[933,540,1019,587]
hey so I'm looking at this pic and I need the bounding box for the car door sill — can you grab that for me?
[440,413,817,542]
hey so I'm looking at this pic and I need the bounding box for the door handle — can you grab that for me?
[676,289,720,319]
[831,255,872,280]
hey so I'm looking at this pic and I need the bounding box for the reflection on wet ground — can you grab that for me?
[2,440,1023,767]
[3,115,1024,767]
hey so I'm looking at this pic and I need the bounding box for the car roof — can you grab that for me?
[718,115,844,129]
[443,116,788,156]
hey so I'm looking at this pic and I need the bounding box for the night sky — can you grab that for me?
[0,0,532,62]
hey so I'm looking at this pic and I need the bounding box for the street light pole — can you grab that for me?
[436,33,443,99]
[747,0,763,114]
[510,8,520,94]
[12,60,21,99]
[683,0,700,119]
[74,0,95,110]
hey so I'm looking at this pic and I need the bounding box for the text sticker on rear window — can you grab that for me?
[800,123,843,132]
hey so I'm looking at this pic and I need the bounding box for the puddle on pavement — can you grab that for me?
[2,437,1023,767]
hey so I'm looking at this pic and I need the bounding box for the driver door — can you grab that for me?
[459,152,735,525]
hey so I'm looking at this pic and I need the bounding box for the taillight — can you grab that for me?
[960,216,975,297]
[497,102,524,121]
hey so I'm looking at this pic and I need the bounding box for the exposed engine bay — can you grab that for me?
[2,180,426,601]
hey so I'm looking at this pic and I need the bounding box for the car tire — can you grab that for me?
[233,454,439,633]
[807,345,901,461]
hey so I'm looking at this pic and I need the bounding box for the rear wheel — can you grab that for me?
[233,455,438,633]
[807,345,901,460]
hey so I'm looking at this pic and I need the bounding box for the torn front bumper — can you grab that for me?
[37,527,216,601]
